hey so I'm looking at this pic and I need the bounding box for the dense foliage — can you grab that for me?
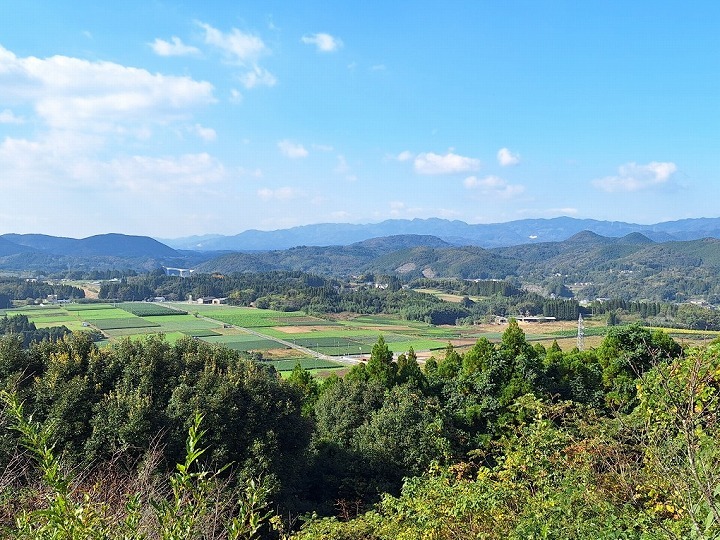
[0,314,70,347]
[3,316,720,537]
[0,277,85,302]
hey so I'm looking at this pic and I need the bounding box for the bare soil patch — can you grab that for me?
[274,325,330,334]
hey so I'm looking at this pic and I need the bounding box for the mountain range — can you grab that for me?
[2,217,720,302]
[192,230,720,302]
[160,216,720,251]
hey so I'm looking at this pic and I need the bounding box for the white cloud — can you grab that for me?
[0,44,214,132]
[192,124,216,141]
[593,161,677,192]
[312,143,334,152]
[257,187,298,201]
[278,140,308,158]
[0,108,24,124]
[396,150,414,162]
[497,147,520,166]
[198,22,267,62]
[150,36,200,57]
[198,22,275,89]
[301,33,343,52]
[0,132,225,193]
[230,88,243,103]
[517,207,579,218]
[464,175,525,197]
[239,66,276,89]
[334,155,350,174]
[334,155,356,181]
[414,151,480,175]
[103,153,225,193]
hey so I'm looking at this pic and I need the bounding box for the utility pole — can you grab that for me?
[577,313,585,351]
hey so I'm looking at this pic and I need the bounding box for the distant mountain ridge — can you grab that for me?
[161,216,720,251]
[0,233,192,273]
[1,233,179,258]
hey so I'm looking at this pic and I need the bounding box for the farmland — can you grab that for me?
[4,301,718,375]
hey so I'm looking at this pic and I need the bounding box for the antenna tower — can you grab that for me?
[577,313,585,350]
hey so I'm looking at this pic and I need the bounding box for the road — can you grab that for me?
[172,304,364,367]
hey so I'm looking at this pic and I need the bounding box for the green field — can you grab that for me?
[90,317,160,331]
[120,303,187,317]
[12,301,714,366]
[267,358,345,372]
[76,308,136,320]
[65,303,116,311]
[178,304,310,327]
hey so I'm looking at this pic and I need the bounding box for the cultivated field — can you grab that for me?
[4,301,718,375]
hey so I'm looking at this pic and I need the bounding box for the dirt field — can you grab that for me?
[274,325,332,334]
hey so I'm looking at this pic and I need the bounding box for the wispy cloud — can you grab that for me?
[593,161,677,192]
[278,140,308,158]
[464,175,524,197]
[150,36,200,57]
[334,155,357,181]
[414,151,480,175]
[191,124,216,142]
[0,109,24,124]
[229,89,243,103]
[197,22,275,88]
[198,22,267,62]
[257,187,299,201]
[239,66,276,89]
[301,33,343,52]
[497,147,520,166]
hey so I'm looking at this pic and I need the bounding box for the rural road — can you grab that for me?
[170,303,364,367]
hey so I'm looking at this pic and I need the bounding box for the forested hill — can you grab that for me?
[197,232,720,302]
[1,233,179,258]
[0,233,202,273]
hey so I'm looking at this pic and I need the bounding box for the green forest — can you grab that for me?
[2,316,720,538]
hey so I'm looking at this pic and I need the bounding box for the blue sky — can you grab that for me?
[1,1,719,238]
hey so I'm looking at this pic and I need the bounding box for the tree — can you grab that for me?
[396,347,426,389]
[366,335,397,388]
[461,337,495,377]
[287,362,320,417]
[354,385,449,487]
[597,324,682,410]
[436,343,461,379]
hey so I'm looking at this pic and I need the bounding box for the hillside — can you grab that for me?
[196,232,720,303]
[0,233,188,273]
